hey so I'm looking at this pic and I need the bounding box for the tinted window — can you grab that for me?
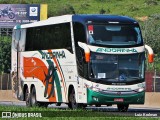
[73,22,88,78]
[73,22,86,47]
[25,23,72,52]
[88,24,143,46]
[90,52,145,82]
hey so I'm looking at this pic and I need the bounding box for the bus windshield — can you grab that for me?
[89,52,145,82]
[87,24,142,46]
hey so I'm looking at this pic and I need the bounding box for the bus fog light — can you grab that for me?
[92,96,98,101]
[137,88,144,92]
[92,87,99,92]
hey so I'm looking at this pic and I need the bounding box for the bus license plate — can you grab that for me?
[114,98,124,102]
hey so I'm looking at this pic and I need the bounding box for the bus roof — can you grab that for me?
[14,14,73,29]
[72,14,138,24]
[14,14,138,29]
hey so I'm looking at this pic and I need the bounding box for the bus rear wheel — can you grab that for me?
[30,86,48,107]
[30,86,38,107]
[25,88,31,107]
[117,104,129,112]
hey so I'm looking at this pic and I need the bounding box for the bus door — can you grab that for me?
[75,46,88,103]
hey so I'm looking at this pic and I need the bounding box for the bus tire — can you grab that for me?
[117,104,129,112]
[30,86,48,107]
[25,88,31,107]
[30,86,38,107]
[68,88,78,109]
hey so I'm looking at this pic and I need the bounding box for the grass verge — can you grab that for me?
[0,105,159,120]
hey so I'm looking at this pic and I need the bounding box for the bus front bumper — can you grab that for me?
[87,88,145,105]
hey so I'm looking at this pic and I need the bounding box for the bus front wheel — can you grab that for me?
[68,89,78,109]
[117,104,129,112]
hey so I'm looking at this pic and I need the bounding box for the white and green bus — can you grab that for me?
[11,14,154,111]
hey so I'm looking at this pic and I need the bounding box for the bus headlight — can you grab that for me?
[92,87,100,92]
[84,83,100,92]
[92,96,99,102]
[135,87,145,92]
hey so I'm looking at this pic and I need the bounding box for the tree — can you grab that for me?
[141,14,160,71]
[142,14,160,54]
[0,36,11,73]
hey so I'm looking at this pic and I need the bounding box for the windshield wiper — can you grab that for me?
[126,77,140,80]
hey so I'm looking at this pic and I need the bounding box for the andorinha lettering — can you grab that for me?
[96,48,137,53]
[106,87,131,91]
[41,51,66,59]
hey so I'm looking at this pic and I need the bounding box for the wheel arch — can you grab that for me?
[30,84,35,92]
[68,84,74,101]
[23,84,28,101]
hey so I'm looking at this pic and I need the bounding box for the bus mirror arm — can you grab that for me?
[78,42,90,62]
[145,45,154,63]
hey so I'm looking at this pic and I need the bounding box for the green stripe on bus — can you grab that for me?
[56,59,67,88]
[38,50,62,102]
[47,60,62,102]
[38,50,43,56]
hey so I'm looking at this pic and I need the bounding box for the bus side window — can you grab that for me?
[63,23,72,52]
[35,28,41,50]
[54,26,61,48]
[73,22,87,78]
[53,23,72,52]
[73,22,86,46]
[25,28,34,51]
[25,23,72,52]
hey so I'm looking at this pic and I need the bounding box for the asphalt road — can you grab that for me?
[0,101,160,112]
[0,101,160,117]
